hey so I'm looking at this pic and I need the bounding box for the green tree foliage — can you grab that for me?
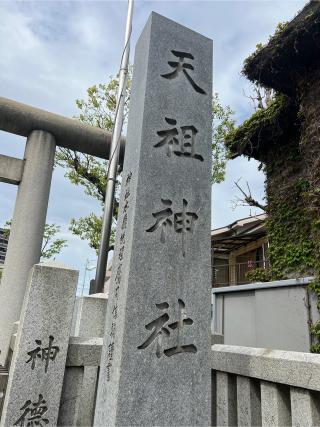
[3,221,67,260]
[212,92,235,183]
[69,214,115,253]
[56,72,234,252]
[41,224,68,259]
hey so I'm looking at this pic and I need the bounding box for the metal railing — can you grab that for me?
[213,259,269,287]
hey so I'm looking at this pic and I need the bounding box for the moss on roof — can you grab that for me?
[225,94,299,160]
[243,1,320,95]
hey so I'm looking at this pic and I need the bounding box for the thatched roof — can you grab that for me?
[243,1,320,95]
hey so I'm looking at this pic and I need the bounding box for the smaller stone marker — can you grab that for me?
[58,294,107,426]
[72,294,108,338]
[0,262,78,427]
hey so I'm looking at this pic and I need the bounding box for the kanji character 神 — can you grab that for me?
[146,199,173,244]
[174,199,198,257]
[146,199,198,256]
[26,336,59,373]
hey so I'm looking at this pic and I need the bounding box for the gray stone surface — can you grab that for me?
[236,376,261,426]
[290,387,320,427]
[66,295,106,426]
[211,334,224,345]
[0,263,78,427]
[58,366,98,427]
[58,367,83,427]
[94,12,212,427]
[211,371,217,426]
[0,370,8,420]
[0,154,24,185]
[215,372,237,426]
[211,344,320,391]
[72,294,107,338]
[0,130,56,366]
[77,366,98,426]
[66,337,102,367]
[9,322,20,352]
[63,294,106,427]
[260,381,291,426]
[60,337,102,426]
[0,96,125,162]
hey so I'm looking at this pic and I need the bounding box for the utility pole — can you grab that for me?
[93,0,134,293]
[82,258,96,296]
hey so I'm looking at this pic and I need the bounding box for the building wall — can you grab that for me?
[213,257,229,287]
[228,237,268,285]
[212,278,318,352]
[229,237,268,285]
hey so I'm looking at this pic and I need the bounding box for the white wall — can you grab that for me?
[212,278,319,352]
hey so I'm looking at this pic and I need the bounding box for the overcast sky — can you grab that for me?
[0,0,307,293]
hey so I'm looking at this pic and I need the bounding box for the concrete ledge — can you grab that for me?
[66,337,102,367]
[212,276,314,294]
[0,97,125,163]
[0,154,24,185]
[211,334,224,345]
[211,344,320,391]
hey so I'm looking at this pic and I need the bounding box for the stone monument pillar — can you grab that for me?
[94,12,212,426]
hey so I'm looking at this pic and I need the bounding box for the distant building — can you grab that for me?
[0,228,8,265]
[211,214,268,287]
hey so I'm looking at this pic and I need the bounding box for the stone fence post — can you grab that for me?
[58,294,108,426]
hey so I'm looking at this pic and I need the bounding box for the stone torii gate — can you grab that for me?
[0,96,125,367]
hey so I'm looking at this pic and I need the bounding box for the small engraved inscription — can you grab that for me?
[119,246,125,261]
[106,341,114,381]
[114,265,122,285]
[138,299,197,358]
[121,213,128,231]
[14,394,49,426]
[26,336,59,373]
[161,50,206,95]
[110,322,116,338]
[106,171,132,382]
[112,305,118,320]
[126,171,132,185]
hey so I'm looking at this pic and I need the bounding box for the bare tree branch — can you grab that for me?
[242,85,275,111]
[232,179,267,212]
